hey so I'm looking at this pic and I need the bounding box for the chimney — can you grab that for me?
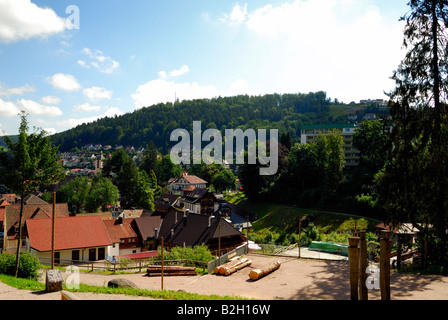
[208,215,215,227]
[183,210,188,227]
[154,227,159,239]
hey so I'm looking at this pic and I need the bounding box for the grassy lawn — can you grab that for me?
[225,192,381,237]
[0,273,250,300]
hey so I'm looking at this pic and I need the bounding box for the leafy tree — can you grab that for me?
[85,177,120,212]
[155,154,182,185]
[280,131,292,150]
[0,112,64,277]
[211,170,237,193]
[353,120,389,174]
[378,0,448,269]
[140,141,158,176]
[117,156,154,210]
[57,176,91,214]
[324,130,345,191]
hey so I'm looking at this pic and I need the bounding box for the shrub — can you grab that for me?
[0,252,41,280]
[156,245,214,264]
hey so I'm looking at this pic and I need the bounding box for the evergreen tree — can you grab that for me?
[379,0,448,268]
[0,112,64,277]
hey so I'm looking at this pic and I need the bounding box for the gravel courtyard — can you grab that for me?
[1,254,447,300]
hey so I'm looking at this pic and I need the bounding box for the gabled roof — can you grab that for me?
[0,200,10,207]
[5,203,70,239]
[182,188,215,204]
[134,215,163,240]
[22,195,49,205]
[182,174,207,185]
[102,218,137,243]
[0,208,4,229]
[159,211,244,247]
[25,216,112,252]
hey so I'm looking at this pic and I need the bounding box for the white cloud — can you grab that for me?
[83,86,113,102]
[132,79,220,109]
[169,65,190,77]
[73,102,102,113]
[41,96,61,105]
[132,75,258,109]
[222,3,248,25]
[158,65,190,80]
[49,73,82,92]
[0,98,20,117]
[43,128,57,136]
[0,0,67,43]
[0,83,35,97]
[220,0,404,102]
[80,47,120,74]
[57,107,124,129]
[17,99,63,116]
[77,60,88,68]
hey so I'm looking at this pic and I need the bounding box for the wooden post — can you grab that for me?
[358,231,368,300]
[218,223,221,265]
[246,215,249,254]
[161,237,164,291]
[348,236,360,300]
[51,192,56,269]
[380,230,392,300]
[396,234,403,270]
[298,216,302,259]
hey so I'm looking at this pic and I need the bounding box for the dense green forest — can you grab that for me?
[50,92,379,153]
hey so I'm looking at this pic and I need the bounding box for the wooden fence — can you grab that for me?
[37,257,208,273]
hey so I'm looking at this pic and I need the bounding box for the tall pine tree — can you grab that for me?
[379,0,448,268]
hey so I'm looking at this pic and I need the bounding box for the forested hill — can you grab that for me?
[50,92,370,153]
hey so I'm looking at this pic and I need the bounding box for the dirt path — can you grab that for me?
[1,254,447,300]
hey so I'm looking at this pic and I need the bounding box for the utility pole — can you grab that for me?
[161,237,164,291]
[51,192,56,269]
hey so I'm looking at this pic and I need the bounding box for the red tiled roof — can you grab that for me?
[25,216,112,252]
[0,208,4,229]
[183,175,207,185]
[0,200,10,207]
[117,251,158,260]
[102,218,137,243]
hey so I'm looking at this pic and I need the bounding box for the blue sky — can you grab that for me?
[0,0,409,136]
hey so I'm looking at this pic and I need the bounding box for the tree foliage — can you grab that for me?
[50,92,337,154]
[377,0,448,270]
[0,112,64,277]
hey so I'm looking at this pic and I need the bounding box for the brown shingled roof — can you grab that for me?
[5,203,70,240]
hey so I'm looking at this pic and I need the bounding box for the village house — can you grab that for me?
[156,210,246,255]
[24,215,112,264]
[102,216,141,260]
[133,214,163,251]
[3,196,70,253]
[182,188,219,215]
[155,193,185,212]
[167,172,207,195]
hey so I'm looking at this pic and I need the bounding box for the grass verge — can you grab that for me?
[0,273,250,300]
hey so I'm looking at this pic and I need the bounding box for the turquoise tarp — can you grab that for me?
[308,241,349,256]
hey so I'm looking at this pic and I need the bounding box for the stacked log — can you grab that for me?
[249,261,281,281]
[223,258,252,276]
[214,257,252,276]
[146,265,197,277]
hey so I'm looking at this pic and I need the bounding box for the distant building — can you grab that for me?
[167,172,207,195]
[300,123,360,167]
